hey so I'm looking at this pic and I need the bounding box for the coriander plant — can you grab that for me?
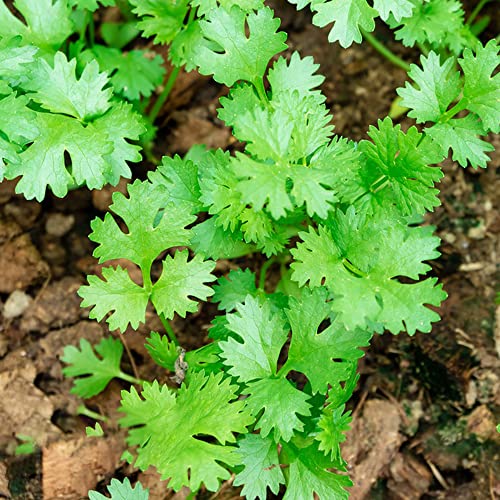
[0,0,498,498]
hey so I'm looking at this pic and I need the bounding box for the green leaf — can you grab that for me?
[151,250,216,319]
[192,0,264,17]
[62,337,126,398]
[79,266,150,332]
[0,0,73,49]
[6,103,143,201]
[245,377,312,441]
[316,404,352,467]
[220,296,288,382]
[119,372,253,492]
[398,52,461,123]
[389,0,469,53]
[89,478,149,500]
[145,332,178,370]
[191,218,254,260]
[88,45,165,101]
[285,288,372,393]
[459,40,500,133]
[358,117,444,215]
[268,52,325,103]
[6,113,113,201]
[313,0,377,48]
[24,52,112,121]
[213,269,258,311]
[282,442,351,499]
[85,422,104,437]
[291,209,447,334]
[90,180,194,271]
[70,0,115,12]
[234,434,285,500]
[195,6,287,87]
[426,115,494,168]
[0,35,38,82]
[91,102,145,185]
[148,154,204,214]
[373,0,414,22]
[129,0,190,44]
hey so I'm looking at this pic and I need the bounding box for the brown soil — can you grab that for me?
[0,2,499,499]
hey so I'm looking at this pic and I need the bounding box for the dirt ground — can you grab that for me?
[0,2,499,499]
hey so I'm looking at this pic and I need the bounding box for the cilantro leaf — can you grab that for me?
[373,0,414,22]
[358,117,444,215]
[0,36,37,82]
[6,104,144,201]
[70,0,115,12]
[7,113,114,201]
[245,377,312,441]
[195,6,287,87]
[24,52,112,121]
[129,0,190,44]
[88,45,166,101]
[220,296,288,382]
[90,180,194,271]
[0,0,72,50]
[150,250,216,319]
[213,269,258,311]
[316,404,352,467]
[192,0,264,17]
[282,442,351,499]
[313,0,377,48]
[148,154,204,214]
[285,287,372,393]
[267,52,325,103]
[145,332,178,370]
[62,337,130,398]
[389,0,470,53]
[426,115,494,168]
[79,265,150,332]
[190,218,255,260]
[89,478,148,500]
[91,102,145,185]
[398,52,461,123]
[291,208,447,334]
[459,40,500,133]
[234,434,285,500]
[119,372,253,492]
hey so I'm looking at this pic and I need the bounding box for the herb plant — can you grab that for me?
[1,0,498,498]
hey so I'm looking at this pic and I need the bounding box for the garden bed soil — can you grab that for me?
[0,2,499,499]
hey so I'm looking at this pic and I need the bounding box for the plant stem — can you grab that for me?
[259,257,276,291]
[118,371,144,386]
[439,99,468,123]
[87,11,95,47]
[159,313,179,346]
[148,65,181,123]
[361,30,411,72]
[77,404,108,422]
[467,0,490,25]
[254,78,269,103]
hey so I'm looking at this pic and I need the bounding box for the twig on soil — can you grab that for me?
[119,333,140,382]
[425,459,449,490]
[207,474,235,500]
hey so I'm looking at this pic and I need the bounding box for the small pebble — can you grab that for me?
[3,290,33,319]
[45,213,75,237]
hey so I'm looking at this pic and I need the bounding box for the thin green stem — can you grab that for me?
[118,371,144,386]
[186,492,197,500]
[87,11,95,47]
[159,313,179,346]
[148,65,181,123]
[416,42,429,57]
[259,257,276,291]
[467,0,491,25]
[361,30,411,72]
[77,404,108,422]
[253,78,269,104]
[342,258,366,278]
[439,99,468,123]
